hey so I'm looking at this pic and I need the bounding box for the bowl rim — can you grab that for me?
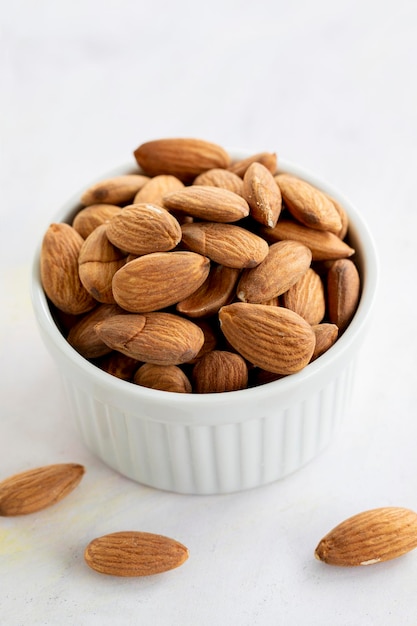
[31,153,379,411]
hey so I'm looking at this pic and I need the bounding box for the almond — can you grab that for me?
[84,531,189,577]
[181,222,269,269]
[40,223,96,315]
[163,185,250,223]
[237,240,312,303]
[193,168,244,196]
[67,304,123,358]
[260,219,355,261]
[133,174,184,205]
[112,251,210,312]
[176,264,240,318]
[310,323,339,361]
[228,152,277,177]
[243,162,282,227]
[134,138,230,182]
[78,224,127,303]
[72,204,122,238]
[276,174,342,234]
[192,350,248,393]
[219,303,316,374]
[95,312,205,365]
[315,507,417,566]
[96,352,140,381]
[134,363,192,393]
[281,268,326,325]
[0,463,85,516]
[106,203,182,255]
[325,193,349,239]
[188,318,219,363]
[81,174,150,206]
[327,258,361,332]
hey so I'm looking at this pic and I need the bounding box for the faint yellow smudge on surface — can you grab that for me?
[0,528,31,558]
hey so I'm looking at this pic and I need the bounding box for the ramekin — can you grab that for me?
[31,153,378,495]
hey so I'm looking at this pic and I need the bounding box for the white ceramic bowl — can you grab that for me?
[31,152,378,495]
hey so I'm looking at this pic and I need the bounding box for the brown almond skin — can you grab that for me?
[327,258,361,332]
[84,531,189,577]
[260,219,355,261]
[112,251,210,313]
[243,162,282,227]
[133,174,184,206]
[181,222,269,269]
[176,264,240,318]
[96,352,140,381]
[72,204,122,239]
[237,240,312,303]
[0,463,85,516]
[134,138,230,182]
[95,312,204,365]
[81,174,150,206]
[281,268,326,325]
[192,350,248,393]
[310,323,339,361]
[219,303,316,375]
[228,152,277,177]
[193,168,244,196]
[106,203,182,255]
[134,363,192,393]
[78,224,127,304]
[40,223,97,315]
[163,186,250,223]
[67,304,123,358]
[276,174,342,234]
[315,507,417,566]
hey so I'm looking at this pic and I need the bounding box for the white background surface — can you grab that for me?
[2,0,417,624]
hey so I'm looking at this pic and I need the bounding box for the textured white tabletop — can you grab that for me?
[2,1,417,624]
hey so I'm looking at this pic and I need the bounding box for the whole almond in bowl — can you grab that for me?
[32,140,378,494]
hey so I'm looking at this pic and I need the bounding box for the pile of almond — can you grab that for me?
[40,138,361,393]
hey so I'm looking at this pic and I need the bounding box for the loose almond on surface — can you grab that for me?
[134,138,230,182]
[315,507,417,566]
[0,463,85,516]
[84,531,189,577]
[219,303,316,375]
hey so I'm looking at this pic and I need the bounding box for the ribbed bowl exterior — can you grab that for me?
[61,358,356,494]
[31,155,378,495]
